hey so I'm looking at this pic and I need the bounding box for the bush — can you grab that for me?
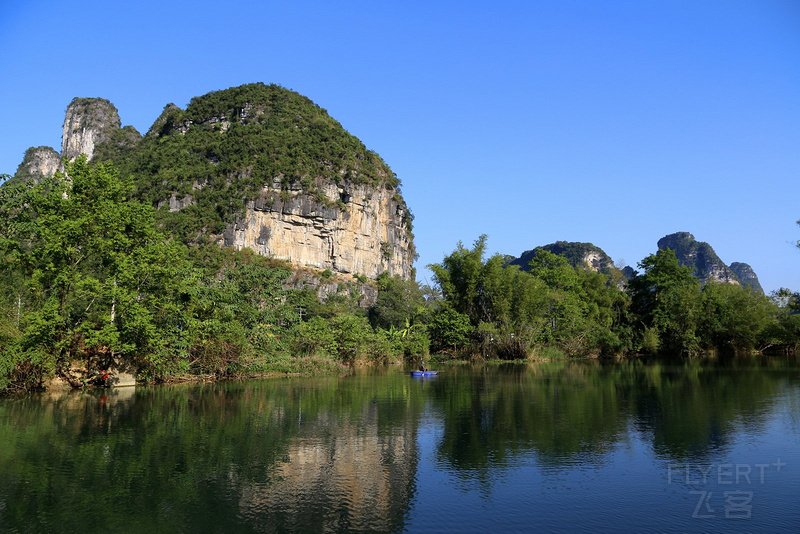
[401,327,430,361]
[535,346,568,360]
[329,315,372,364]
[429,308,473,353]
[289,317,337,357]
[641,326,660,354]
[368,330,404,364]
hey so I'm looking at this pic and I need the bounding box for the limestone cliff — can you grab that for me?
[13,146,63,184]
[61,98,121,162]
[729,262,764,294]
[9,84,415,281]
[11,98,123,184]
[657,232,741,286]
[70,83,416,280]
[223,179,413,279]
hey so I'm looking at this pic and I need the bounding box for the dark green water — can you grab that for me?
[1,357,799,533]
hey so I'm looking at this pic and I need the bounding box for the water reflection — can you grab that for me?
[0,376,421,533]
[0,357,798,532]
[429,358,799,476]
[431,363,630,477]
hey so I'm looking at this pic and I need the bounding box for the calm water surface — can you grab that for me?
[1,357,799,533]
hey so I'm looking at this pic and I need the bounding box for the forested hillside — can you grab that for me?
[0,159,427,392]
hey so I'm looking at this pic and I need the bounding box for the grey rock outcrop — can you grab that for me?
[13,146,63,183]
[657,232,740,286]
[222,179,414,280]
[61,98,121,162]
[729,262,764,294]
[11,99,122,184]
[621,266,636,280]
[510,241,617,274]
[283,270,379,308]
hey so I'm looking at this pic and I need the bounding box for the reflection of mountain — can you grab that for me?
[238,407,416,532]
[0,377,421,533]
[1,361,798,532]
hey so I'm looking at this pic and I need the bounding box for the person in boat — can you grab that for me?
[419,361,427,372]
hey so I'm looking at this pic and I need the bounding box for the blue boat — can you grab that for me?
[410,371,438,377]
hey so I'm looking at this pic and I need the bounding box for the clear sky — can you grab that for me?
[1,0,798,292]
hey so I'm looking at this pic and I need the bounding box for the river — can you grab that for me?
[1,356,799,532]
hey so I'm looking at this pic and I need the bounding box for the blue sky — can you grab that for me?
[1,0,798,292]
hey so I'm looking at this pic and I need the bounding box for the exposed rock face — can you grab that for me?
[729,262,764,294]
[223,180,413,279]
[114,83,415,280]
[12,85,416,282]
[621,266,636,280]
[11,99,124,184]
[13,146,63,183]
[580,250,612,272]
[657,232,740,285]
[61,98,121,162]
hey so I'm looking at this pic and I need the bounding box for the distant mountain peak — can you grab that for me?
[656,232,762,293]
[509,241,614,273]
[729,262,764,294]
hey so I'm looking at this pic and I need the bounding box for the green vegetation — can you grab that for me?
[428,235,798,360]
[0,160,429,392]
[95,83,409,240]
[2,164,797,393]
[2,82,799,391]
[510,241,615,274]
[629,248,785,355]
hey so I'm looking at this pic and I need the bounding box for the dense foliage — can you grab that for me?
[1,149,798,391]
[0,160,428,392]
[428,236,798,360]
[95,83,408,239]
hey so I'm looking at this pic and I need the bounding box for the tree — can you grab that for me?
[368,272,426,330]
[628,249,701,355]
[0,157,194,385]
[428,235,488,325]
[525,250,631,356]
[428,235,633,358]
[429,307,473,353]
[697,282,778,353]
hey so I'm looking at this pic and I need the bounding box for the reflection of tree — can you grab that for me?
[0,374,423,532]
[631,357,797,460]
[434,363,628,484]
[1,358,797,531]
[433,358,799,482]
